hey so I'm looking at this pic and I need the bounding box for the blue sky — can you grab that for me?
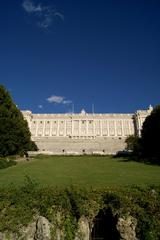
[0,0,160,113]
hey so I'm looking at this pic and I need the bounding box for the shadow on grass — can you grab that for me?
[113,154,160,166]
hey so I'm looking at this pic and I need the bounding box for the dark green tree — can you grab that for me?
[125,135,141,155]
[140,105,160,163]
[0,85,37,157]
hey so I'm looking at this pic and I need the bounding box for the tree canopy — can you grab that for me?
[0,85,37,157]
[125,105,160,164]
[140,105,160,162]
[125,135,140,154]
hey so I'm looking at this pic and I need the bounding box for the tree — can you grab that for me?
[125,135,141,155]
[0,85,37,157]
[140,105,160,163]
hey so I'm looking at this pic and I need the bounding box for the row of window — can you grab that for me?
[32,130,131,137]
[33,120,94,124]
[31,126,133,132]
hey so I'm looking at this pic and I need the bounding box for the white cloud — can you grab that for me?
[54,12,64,21]
[22,0,64,29]
[62,100,72,104]
[38,104,43,109]
[22,0,42,13]
[47,95,64,104]
[38,14,52,29]
[47,95,72,105]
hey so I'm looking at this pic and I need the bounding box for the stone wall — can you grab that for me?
[33,136,126,155]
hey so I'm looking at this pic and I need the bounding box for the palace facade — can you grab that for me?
[22,106,153,155]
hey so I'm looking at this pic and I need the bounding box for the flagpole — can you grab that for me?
[92,103,94,114]
[72,103,74,114]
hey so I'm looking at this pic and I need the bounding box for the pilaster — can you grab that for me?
[42,121,45,137]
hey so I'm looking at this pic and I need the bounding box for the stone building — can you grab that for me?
[22,106,153,155]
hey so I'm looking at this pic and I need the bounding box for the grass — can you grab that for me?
[0,155,159,188]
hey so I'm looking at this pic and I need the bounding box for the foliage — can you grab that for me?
[128,187,160,240]
[0,85,37,157]
[125,105,160,165]
[140,105,160,163]
[0,158,16,169]
[0,178,159,239]
[125,135,141,154]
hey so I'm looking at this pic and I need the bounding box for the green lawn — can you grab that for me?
[0,155,160,188]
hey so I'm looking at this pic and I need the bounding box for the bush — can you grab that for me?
[140,105,160,163]
[0,158,16,169]
[0,182,159,239]
[125,135,141,155]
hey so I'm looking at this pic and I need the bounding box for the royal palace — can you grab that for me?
[22,106,153,155]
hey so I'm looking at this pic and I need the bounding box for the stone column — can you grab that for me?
[107,121,110,136]
[114,121,117,137]
[79,120,81,137]
[57,121,59,136]
[86,120,88,136]
[100,120,102,136]
[93,120,95,138]
[137,116,141,137]
[72,120,74,136]
[49,121,53,137]
[121,120,124,137]
[128,121,131,135]
[35,121,39,137]
[42,121,45,137]
[64,120,66,137]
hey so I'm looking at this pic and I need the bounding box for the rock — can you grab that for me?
[0,232,5,240]
[35,216,51,240]
[0,232,17,240]
[55,228,63,240]
[116,216,137,240]
[75,216,90,240]
[0,217,51,240]
[52,211,65,240]
[20,221,37,240]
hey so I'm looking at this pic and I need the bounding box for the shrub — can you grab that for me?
[0,158,16,169]
[0,181,159,239]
